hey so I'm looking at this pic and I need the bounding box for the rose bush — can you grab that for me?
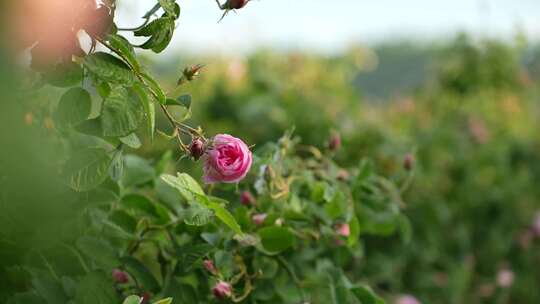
[0,0,407,303]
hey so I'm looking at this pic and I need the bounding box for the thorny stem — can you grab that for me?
[96,38,205,153]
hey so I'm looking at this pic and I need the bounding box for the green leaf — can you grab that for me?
[76,236,119,270]
[121,194,157,215]
[101,86,144,137]
[109,210,137,233]
[183,202,214,226]
[152,298,173,304]
[108,34,140,72]
[6,292,46,304]
[64,148,112,192]
[121,155,156,188]
[208,200,243,235]
[74,271,117,304]
[44,61,83,87]
[165,95,191,121]
[347,216,361,247]
[120,133,142,149]
[30,269,68,304]
[161,173,204,202]
[75,118,103,137]
[56,87,92,127]
[350,284,385,304]
[159,0,178,17]
[121,256,160,292]
[177,243,214,272]
[123,295,142,304]
[84,52,134,85]
[109,150,124,182]
[140,73,166,105]
[132,82,156,141]
[134,17,175,53]
[258,226,295,253]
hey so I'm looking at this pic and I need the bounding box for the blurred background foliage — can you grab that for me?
[140,34,540,303]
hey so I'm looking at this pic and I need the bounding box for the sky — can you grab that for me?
[116,0,540,55]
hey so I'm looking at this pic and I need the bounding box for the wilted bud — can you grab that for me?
[189,138,205,160]
[252,213,267,226]
[403,154,415,171]
[212,281,232,299]
[336,223,350,237]
[225,0,249,9]
[328,132,341,151]
[112,269,129,284]
[203,259,218,275]
[240,191,256,206]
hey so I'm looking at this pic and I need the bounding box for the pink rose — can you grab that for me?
[111,268,129,284]
[496,269,515,288]
[252,213,267,226]
[212,281,232,299]
[240,191,256,206]
[203,134,252,184]
[336,223,350,237]
[396,295,421,304]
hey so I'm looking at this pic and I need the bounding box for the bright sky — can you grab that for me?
[116,0,540,55]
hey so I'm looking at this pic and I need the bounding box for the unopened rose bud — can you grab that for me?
[141,292,151,304]
[336,223,350,237]
[112,269,129,284]
[225,0,249,9]
[328,132,341,151]
[203,259,218,275]
[252,213,267,226]
[240,191,256,206]
[189,138,205,160]
[404,154,415,171]
[275,218,284,226]
[212,281,232,299]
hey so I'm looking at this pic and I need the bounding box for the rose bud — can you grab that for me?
[203,259,218,275]
[328,132,341,151]
[112,269,129,284]
[203,134,252,184]
[252,213,267,226]
[395,295,421,304]
[240,191,256,206]
[226,0,249,9]
[212,281,232,299]
[184,64,204,81]
[403,154,415,171]
[189,138,205,160]
[141,292,151,304]
[336,223,350,237]
[336,169,350,181]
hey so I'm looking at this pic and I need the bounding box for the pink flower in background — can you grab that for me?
[396,295,421,304]
[336,223,350,237]
[240,191,256,206]
[532,212,540,236]
[497,269,515,288]
[203,259,218,275]
[111,268,129,284]
[203,134,252,184]
[252,213,267,226]
[212,281,232,299]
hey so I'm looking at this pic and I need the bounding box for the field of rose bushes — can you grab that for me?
[1,1,540,304]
